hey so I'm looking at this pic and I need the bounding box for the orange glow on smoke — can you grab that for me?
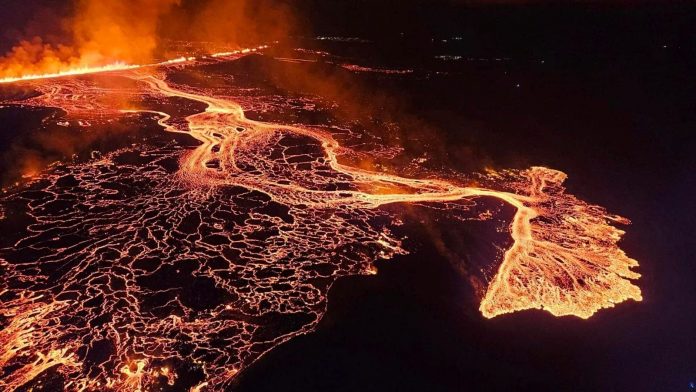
[0,0,180,80]
[0,0,294,81]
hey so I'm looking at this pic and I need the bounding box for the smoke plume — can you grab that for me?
[0,0,297,79]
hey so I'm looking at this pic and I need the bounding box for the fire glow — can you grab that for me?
[0,47,641,391]
[0,46,268,85]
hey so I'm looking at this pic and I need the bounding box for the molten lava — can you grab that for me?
[0,47,641,391]
[0,46,267,85]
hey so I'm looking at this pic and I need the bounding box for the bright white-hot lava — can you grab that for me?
[0,48,641,391]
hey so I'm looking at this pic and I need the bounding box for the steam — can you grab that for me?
[0,0,297,79]
[71,0,181,64]
[163,0,297,51]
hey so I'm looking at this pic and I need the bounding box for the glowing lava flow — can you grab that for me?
[0,53,641,391]
[0,63,141,84]
[129,73,641,319]
[0,46,268,84]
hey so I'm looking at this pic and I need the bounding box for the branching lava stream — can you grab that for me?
[0,53,641,391]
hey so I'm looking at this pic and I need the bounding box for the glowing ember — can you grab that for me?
[0,48,641,391]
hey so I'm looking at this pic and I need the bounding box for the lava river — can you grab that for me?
[0,52,641,391]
